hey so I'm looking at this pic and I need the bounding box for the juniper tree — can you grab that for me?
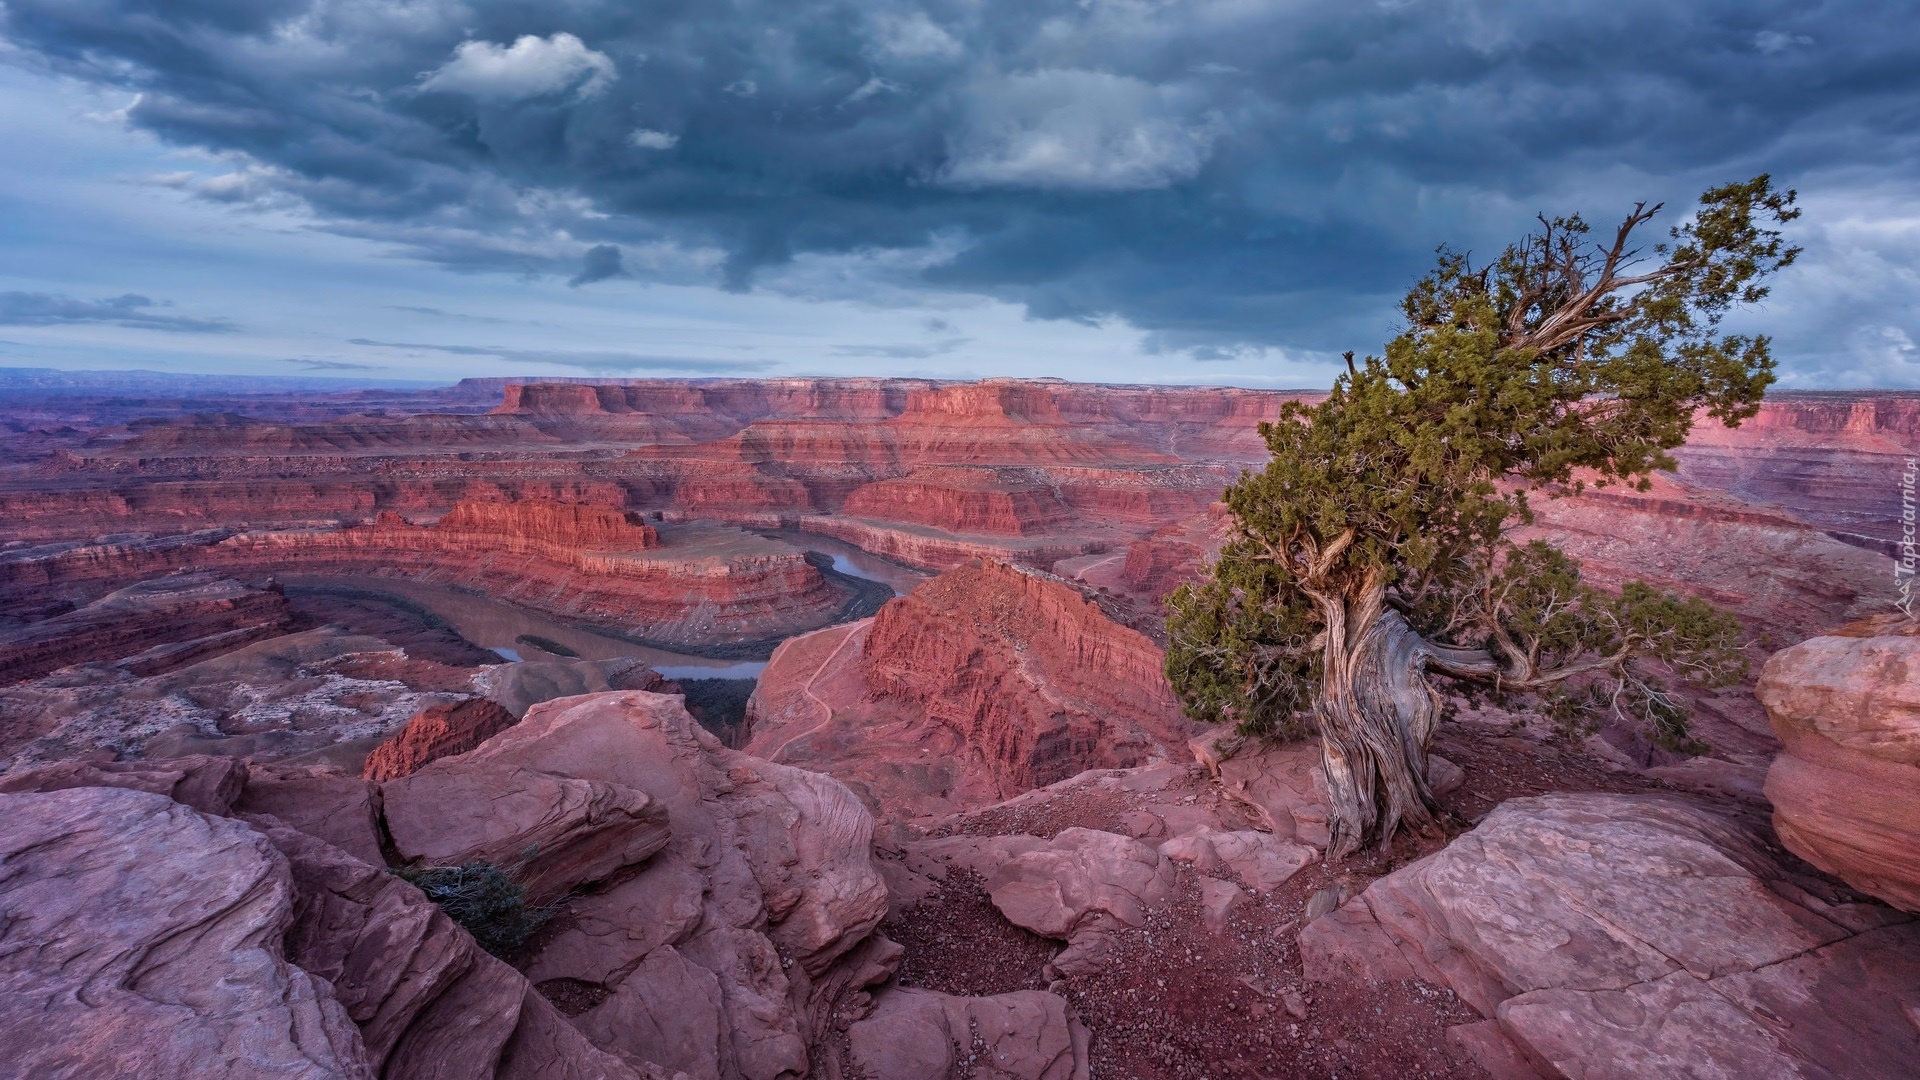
[1166,177,1798,860]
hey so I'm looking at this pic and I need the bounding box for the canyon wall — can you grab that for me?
[745,559,1196,817]
[0,499,851,650]
[3,377,1909,646]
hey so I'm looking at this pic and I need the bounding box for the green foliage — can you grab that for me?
[1167,177,1794,751]
[1165,537,1319,740]
[393,861,552,957]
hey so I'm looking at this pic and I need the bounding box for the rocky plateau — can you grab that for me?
[1,376,1917,1078]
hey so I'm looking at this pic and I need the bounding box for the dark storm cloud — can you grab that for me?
[4,1,1916,378]
[0,291,234,332]
[568,244,628,287]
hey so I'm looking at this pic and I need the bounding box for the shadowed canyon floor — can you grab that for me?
[1,377,1917,1079]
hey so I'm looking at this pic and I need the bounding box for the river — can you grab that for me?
[286,534,924,681]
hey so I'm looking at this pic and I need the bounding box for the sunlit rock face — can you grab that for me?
[1758,618,1920,913]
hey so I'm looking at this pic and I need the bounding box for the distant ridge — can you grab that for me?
[0,366,446,394]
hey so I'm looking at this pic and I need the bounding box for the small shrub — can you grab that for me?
[392,861,551,957]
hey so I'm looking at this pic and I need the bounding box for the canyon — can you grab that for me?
[1,375,1917,1079]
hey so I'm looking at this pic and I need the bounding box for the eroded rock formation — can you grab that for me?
[1757,618,1920,911]
[0,573,294,684]
[745,559,1196,817]
[362,697,520,781]
[0,786,372,1079]
[0,690,1019,1079]
[0,504,854,650]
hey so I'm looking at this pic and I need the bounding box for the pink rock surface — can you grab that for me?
[1188,729,1332,848]
[235,762,386,866]
[0,787,370,1079]
[847,987,1091,1080]
[260,820,675,1080]
[383,760,671,905]
[986,827,1177,976]
[1758,623,1920,911]
[0,752,247,814]
[1158,826,1316,894]
[451,690,891,1079]
[1299,792,1920,1079]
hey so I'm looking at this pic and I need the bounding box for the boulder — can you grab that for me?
[1199,878,1247,935]
[1158,825,1316,893]
[1757,626,1920,911]
[362,697,518,781]
[847,988,1091,1080]
[0,787,369,1079]
[383,761,670,905]
[1300,792,1920,1079]
[446,690,891,1079]
[235,762,386,866]
[986,827,1176,976]
[0,753,247,814]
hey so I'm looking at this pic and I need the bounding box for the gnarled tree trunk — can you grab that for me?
[1315,604,1447,860]
[1298,534,1515,860]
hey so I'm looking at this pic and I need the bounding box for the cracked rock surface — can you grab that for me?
[1301,792,1920,1079]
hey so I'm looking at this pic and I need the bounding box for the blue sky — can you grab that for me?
[0,1,1916,389]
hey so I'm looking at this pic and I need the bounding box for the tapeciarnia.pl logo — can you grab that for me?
[1899,458,1918,619]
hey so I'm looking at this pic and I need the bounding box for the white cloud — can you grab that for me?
[724,79,758,97]
[868,12,963,61]
[844,75,904,106]
[630,128,679,150]
[79,92,142,124]
[420,33,617,101]
[941,70,1223,192]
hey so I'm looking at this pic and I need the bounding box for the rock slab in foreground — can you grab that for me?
[986,826,1176,977]
[1300,792,1920,1079]
[1757,624,1920,912]
[259,820,671,1080]
[463,690,893,1080]
[847,987,1091,1080]
[0,787,370,1079]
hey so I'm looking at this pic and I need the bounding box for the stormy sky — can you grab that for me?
[0,1,1915,388]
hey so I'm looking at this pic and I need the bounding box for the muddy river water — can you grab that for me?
[290,530,925,681]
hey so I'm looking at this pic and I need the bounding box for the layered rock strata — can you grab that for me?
[0,573,294,684]
[745,560,1196,817]
[362,697,520,781]
[0,502,853,650]
[0,787,371,1079]
[1757,618,1920,911]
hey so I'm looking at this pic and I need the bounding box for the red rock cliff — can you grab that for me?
[430,498,660,552]
[858,559,1193,791]
[0,501,853,650]
[841,468,1074,537]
